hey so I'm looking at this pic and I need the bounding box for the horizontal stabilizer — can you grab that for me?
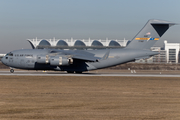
[135,56,151,60]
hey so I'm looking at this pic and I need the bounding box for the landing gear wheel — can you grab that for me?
[67,71,74,73]
[75,71,82,74]
[10,69,14,73]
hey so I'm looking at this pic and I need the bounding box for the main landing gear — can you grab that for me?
[75,71,82,74]
[67,71,83,74]
[67,71,74,73]
[10,69,14,73]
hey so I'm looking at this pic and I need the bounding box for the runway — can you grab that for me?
[0,70,180,77]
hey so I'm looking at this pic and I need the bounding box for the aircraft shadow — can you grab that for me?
[46,72,100,75]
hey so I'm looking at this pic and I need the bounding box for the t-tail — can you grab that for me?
[126,19,176,50]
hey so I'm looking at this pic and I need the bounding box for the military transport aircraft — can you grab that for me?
[1,19,176,73]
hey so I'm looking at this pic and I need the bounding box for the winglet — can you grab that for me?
[102,50,110,60]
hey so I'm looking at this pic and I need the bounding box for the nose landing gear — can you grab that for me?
[10,69,14,73]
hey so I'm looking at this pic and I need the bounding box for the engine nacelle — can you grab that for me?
[37,55,49,64]
[50,56,73,66]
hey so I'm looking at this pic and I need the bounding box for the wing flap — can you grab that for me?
[72,55,100,62]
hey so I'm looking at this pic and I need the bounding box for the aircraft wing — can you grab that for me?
[50,50,100,62]
[72,55,99,62]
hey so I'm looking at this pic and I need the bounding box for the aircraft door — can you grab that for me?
[27,59,35,68]
[20,59,25,68]
[9,57,13,63]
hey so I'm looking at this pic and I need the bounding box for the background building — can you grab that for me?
[136,40,180,64]
[27,38,129,49]
[0,54,5,61]
[151,47,167,63]
[164,40,180,63]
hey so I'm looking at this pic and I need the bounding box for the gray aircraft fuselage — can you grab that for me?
[1,19,177,73]
[1,48,157,72]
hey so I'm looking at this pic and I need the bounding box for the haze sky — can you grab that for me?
[0,0,180,53]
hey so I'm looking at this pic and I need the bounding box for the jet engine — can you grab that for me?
[50,56,73,66]
[37,55,49,64]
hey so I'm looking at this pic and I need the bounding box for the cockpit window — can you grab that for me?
[6,52,13,56]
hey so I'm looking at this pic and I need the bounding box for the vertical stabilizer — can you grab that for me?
[126,19,176,50]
